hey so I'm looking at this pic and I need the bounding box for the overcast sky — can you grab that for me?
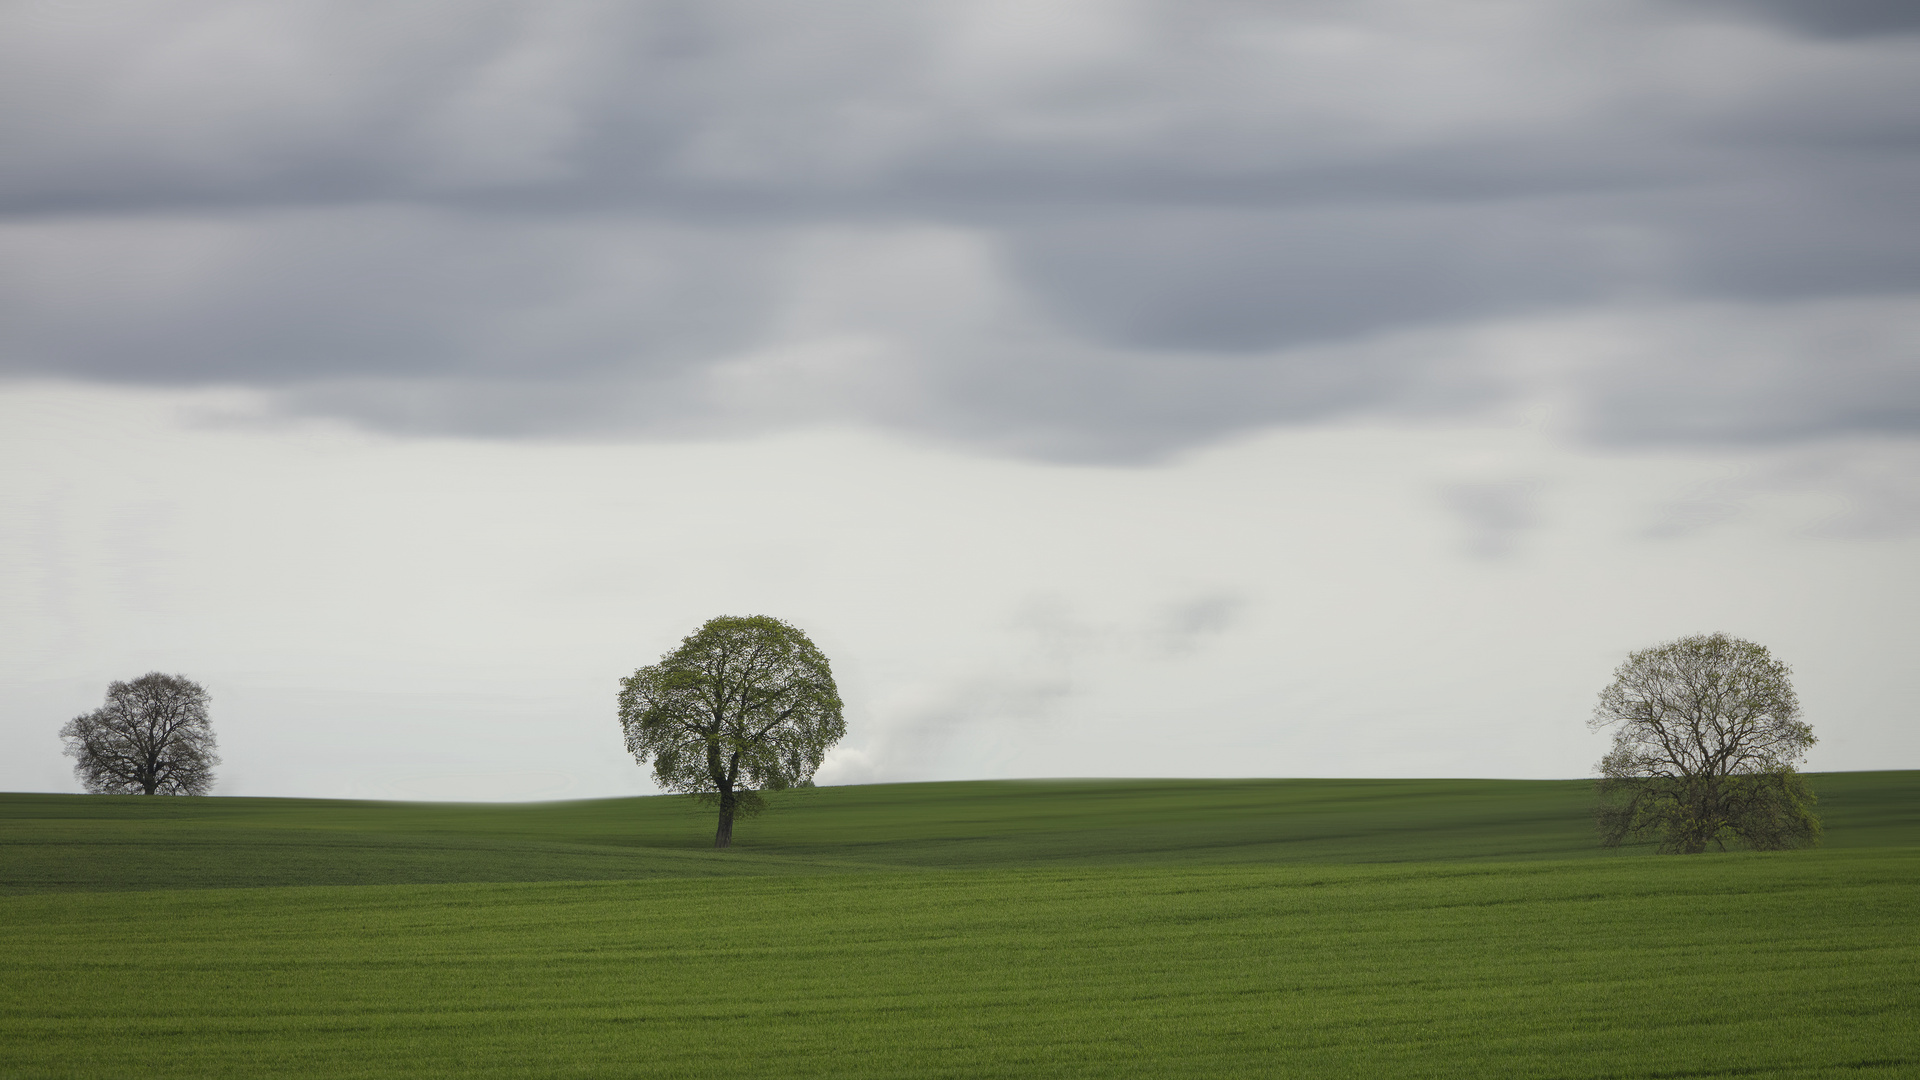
[3,0,1916,800]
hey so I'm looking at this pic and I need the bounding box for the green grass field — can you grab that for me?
[2,773,1915,1077]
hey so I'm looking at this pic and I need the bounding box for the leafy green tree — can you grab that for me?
[618,615,845,848]
[1589,632,1818,853]
[60,673,219,796]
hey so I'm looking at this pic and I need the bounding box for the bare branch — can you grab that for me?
[1591,633,1817,853]
[59,673,219,796]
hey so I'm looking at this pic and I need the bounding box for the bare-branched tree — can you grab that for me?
[618,615,845,848]
[1590,633,1818,853]
[60,673,220,796]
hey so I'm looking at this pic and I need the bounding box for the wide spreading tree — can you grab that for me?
[61,672,220,796]
[1590,632,1818,853]
[618,615,845,847]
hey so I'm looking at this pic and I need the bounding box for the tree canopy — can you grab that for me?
[617,615,845,848]
[1589,632,1818,853]
[60,673,220,796]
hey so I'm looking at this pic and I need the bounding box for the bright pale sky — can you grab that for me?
[4,381,1914,799]
[3,0,1917,798]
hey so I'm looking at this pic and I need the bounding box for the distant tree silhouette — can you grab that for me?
[61,673,219,795]
[618,616,844,848]
[1590,633,1817,853]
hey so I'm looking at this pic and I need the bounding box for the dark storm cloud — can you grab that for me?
[1007,203,1635,352]
[1716,0,1920,38]
[2,0,1916,459]
[0,211,776,383]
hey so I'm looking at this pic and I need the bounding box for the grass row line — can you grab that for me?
[3,851,1914,1078]
[5,772,1916,892]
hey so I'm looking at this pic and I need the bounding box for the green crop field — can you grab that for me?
[2,773,1916,1078]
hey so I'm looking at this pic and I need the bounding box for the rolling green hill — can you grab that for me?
[5,771,1916,892]
[2,773,1914,1078]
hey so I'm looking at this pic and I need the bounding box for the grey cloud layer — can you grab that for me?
[3,0,1916,458]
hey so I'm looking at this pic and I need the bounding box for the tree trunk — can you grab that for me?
[714,788,736,848]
